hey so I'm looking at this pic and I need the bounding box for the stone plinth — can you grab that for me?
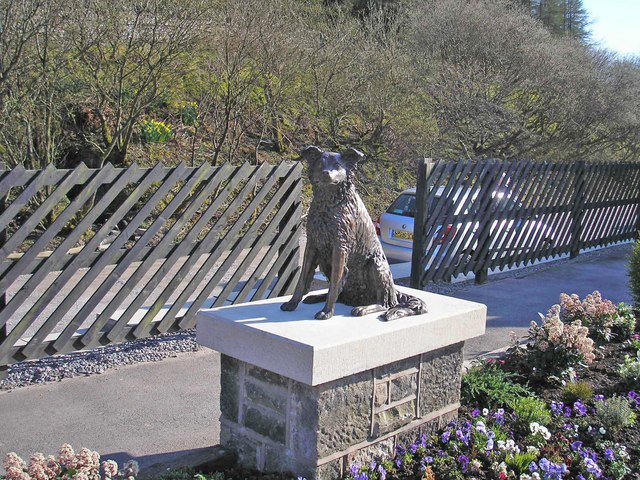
[196,286,486,480]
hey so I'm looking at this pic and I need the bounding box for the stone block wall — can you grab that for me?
[219,342,464,480]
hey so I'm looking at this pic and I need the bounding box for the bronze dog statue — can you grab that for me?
[281,146,427,321]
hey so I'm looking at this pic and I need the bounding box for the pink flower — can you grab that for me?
[76,448,99,469]
[27,463,48,480]
[4,453,27,472]
[57,445,75,469]
[102,460,119,478]
[4,467,31,480]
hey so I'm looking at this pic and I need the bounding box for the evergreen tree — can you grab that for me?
[526,0,590,41]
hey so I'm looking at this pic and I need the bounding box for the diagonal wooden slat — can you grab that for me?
[419,160,472,282]
[501,163,556,265]
[0,163,92,283]
[93,162,214,344]
[0,164,119,329]
[177,161,295,328]
[544,164,579,257]
[0,164,58,235]
[0,161,303,368]
[0,165,30,218]
[129,162,249,338]
[233,202,302,304]
[451,159,533,278]
[510,162,570,267]
[412,160,449,281]
[210,169,301,308]
[267,247,301,299]
[588,164,622,244]
[435,159,496,280]
[49,162,175,355]
[76,163,194,349]
[253,225,301,301]
[412,159,640,290]
[102,163,232,343]
[582,161,616,246]
[150,161,272,334]
[462,160,513,282]
[468,160,525,271]
[592,164,638,245]
[19,165,145,358]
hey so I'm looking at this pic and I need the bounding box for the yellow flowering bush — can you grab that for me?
[139,119,172,144]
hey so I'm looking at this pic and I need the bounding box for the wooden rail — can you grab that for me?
[410,160,640,288]
[0,161,302,373]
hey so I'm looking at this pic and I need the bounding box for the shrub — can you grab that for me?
[139,119,172,143]
[619,352,640,385]
[510,396,551,428]
[613,302,637,340]
[2,445,138,480]
[461,362,531,409]
[628,236,640,308]
[504,450,538,475]
[562,381,594,403]
[180,102,198,127]
[630,333,640,351]
[593,395,637,434]
[525,305,595,378]
[560,291,617,342]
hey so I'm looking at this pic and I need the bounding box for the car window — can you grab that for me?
[387,194,416,217]
[492,192,523,210]
[387,193,460,218]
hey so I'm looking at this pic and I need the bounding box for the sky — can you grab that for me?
[582,0,640,56]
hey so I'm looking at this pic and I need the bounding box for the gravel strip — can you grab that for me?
[0,330,199,391]
[0,243,630,391]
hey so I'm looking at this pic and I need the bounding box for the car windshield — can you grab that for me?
[387,193,452,218]
[387,194,416,217]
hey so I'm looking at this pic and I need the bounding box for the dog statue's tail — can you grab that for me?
[384,291,428,322]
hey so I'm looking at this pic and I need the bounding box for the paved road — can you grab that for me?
[0,243,632,474]
[455,244,633,358]
[0,349,221,473]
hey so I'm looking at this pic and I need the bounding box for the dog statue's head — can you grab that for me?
[301,146,364,187]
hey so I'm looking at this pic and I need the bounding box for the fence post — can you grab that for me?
[410,158,433,289]
[570,161,586,259]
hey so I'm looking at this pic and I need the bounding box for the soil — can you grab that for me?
[523,341,640,472]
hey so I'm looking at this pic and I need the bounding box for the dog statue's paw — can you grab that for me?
[315,310,333,320]
[281,300,298,311]
[351,306,367,316]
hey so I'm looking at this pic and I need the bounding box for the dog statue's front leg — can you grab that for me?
[315,249,346,320]
[281,246,317,312]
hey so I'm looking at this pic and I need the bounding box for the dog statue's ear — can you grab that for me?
[341,148,364,167]
[300,145,323,162]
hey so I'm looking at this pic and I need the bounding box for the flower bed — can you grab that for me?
[346,291,639,480]
[3,291,638,480]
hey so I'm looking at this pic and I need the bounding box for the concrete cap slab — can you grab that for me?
[196,286,486,386]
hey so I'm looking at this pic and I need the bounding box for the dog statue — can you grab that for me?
[280,146,427,321]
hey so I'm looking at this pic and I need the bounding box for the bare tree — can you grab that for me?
[65,0,210,167]
[0,0,69,168]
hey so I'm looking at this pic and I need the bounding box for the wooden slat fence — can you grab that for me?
[0,161,303,374]
[410,159,640,289]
